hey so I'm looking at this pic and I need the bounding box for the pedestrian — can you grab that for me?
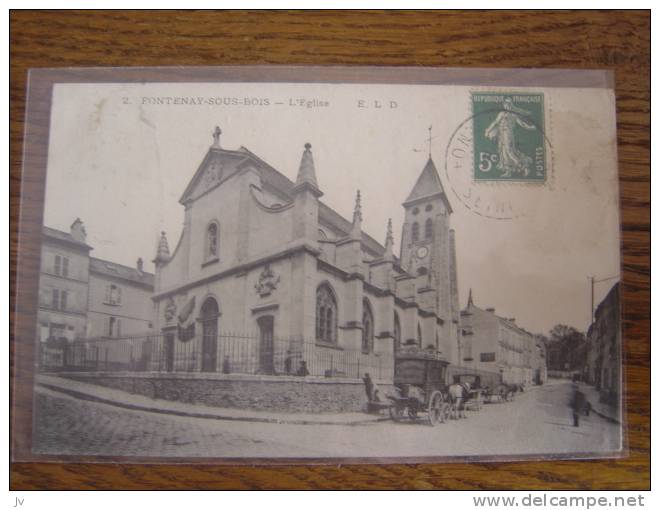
[296,360,309,376]
[570,383,586,427]
[284,350,293,374]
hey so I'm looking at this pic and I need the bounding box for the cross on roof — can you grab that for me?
[426,125,436,157]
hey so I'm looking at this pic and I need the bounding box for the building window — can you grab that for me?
[362,298,374,353]
[206,222,219,259]
[49,323,66,341]
[51,289,67,310]
[108,317,122,337]
[417,267,428,276]
[316,284,338,344]
[425,204,433,212]
[105,284,122,305]
[412,222,419,243]
[424,218,433,239]
[393,312,401,351]
[54,255,69,277]
[480,352,496,362]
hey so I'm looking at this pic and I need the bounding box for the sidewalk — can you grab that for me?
[36,374,388,426]
[577,382,621,424]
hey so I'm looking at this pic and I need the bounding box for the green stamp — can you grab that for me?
[471,92,546,182]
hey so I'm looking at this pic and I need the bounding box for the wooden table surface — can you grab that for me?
[9,10,649,490]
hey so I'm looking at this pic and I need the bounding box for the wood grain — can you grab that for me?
[10,10,649,490]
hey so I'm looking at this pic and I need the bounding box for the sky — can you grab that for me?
[43,81,621,335]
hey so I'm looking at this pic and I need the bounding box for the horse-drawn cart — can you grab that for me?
[386,350,451,426]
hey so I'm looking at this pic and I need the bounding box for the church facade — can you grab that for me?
[150,128,461,382]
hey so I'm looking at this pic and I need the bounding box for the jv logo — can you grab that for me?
[12,498,24,507]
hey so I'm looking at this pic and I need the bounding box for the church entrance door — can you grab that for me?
[258,315,275,375]
[200,298,219,372]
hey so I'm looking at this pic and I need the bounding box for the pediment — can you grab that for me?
[179,148,247,204]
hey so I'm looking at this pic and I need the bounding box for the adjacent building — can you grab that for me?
[87,257,155,339]
[531,334,548,384]
[38,219,154,365]
[459,290,539,385]
[148,128,462,380]
[586,282,621,405]
[38,219,93,345]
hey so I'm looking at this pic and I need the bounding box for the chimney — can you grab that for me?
[137,257,144,273]
[70,218,87,243]
[486,307,495,313]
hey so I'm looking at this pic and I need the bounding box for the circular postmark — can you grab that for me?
[444,94,554,220]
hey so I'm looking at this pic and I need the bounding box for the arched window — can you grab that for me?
[417,324,423,346]
[425,218,433,239]
[206,222,219,259]
[362,298,374,354]
[393,312,401,351]
[316,284,337,344]
[412,222,419,243]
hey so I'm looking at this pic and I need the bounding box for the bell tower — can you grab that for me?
[400,156,453,279]
[400,153,460,363]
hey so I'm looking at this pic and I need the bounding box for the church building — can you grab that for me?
[150,127,461,382]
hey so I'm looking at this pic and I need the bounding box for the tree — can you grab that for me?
[546,324,586,372]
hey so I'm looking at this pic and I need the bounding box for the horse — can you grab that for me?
[447,382,471,419]
[498,383,519,402]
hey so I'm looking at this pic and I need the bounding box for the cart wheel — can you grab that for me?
[442,401,451,422]
[427,391,444,426]
[389,405,405,422]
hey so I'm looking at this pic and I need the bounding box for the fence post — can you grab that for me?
[378,356,382,379]
[357,357,360,379]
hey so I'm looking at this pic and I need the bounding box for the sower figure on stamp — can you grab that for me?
[484,97,536,177]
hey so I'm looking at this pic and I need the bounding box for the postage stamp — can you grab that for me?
[471,92,546,182]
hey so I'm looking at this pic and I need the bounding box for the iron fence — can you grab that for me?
[38,332,395,380]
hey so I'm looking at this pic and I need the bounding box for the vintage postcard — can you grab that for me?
[14,68,623,462]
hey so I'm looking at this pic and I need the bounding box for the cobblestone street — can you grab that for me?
[33,380,621,459]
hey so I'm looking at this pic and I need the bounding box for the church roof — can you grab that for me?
[194,144,388,258]
[403,157,452,213]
